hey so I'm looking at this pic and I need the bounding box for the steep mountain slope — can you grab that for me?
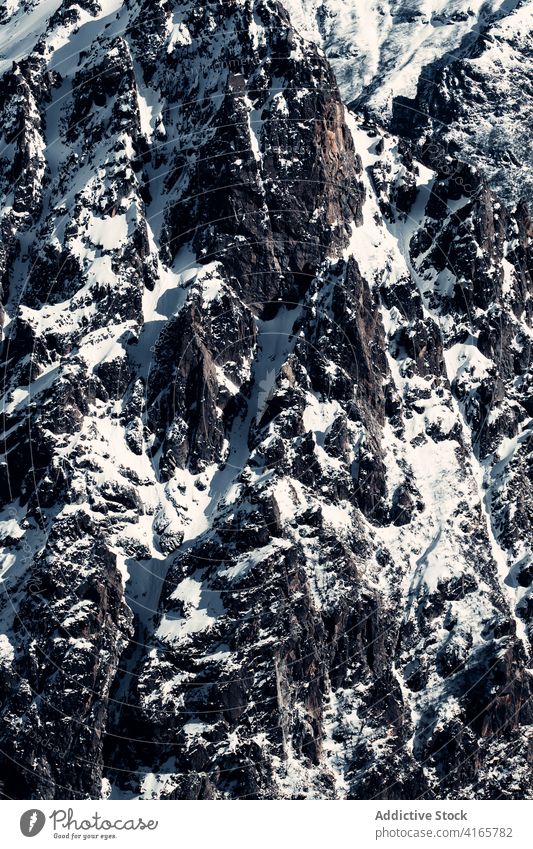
[282,0,517,106]
[0,0,531,800]
[283,0,533,208]
[392,1,533,209]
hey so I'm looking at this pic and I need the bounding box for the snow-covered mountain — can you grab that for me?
[282,0,524,106]
[284,0,533,207]
[0,0,531,800]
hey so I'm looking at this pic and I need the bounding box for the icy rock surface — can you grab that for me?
[284,0,533,207]
[0,0,531,800]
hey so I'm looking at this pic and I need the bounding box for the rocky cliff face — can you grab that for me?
[391,1,533,210]
[284,0,533,209]
[0,0,531,800]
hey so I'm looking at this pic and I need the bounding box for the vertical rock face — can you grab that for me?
[390,2,533,210]
[284,0,533,209]
[0,0,531,800]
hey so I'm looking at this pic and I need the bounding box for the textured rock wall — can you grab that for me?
[0,0,531,801]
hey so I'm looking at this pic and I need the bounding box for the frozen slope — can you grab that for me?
[0,0,531,800]
[283,0,533,207]
[282,0,524,108]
